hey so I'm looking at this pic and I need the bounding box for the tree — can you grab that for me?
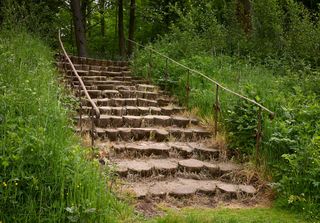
[127,0,136,56]
[71,0,88,57]
[118,0,126,57]
[99,0,106,36]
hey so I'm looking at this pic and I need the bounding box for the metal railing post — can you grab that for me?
[91,107,95,147]
[186,69,190,109]
[255,107,262,164]
[78,84,82,133]
[148,49,152,80]
[165,58,168,81]
[214,84,220,138]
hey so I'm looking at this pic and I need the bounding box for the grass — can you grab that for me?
[147,207,311,223]
[0,29,135,222]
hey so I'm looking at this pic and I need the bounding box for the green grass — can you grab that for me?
[147,207,311,223]
[0,29,134,222]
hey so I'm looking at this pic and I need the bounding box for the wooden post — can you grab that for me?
[255,107,262,164]
[214,84,220,137]
[186,70,190,109]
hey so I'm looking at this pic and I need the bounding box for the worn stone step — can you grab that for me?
[73,79,149,87]
[95,127,211,141]
[77,114,198,128]
[112,158,239,178]
[73,85,98,90]
[118,90,159,100]
[125,178,256,198]
[79,106,185,116]
[77,90,102,98]
[81,97,172,107]
[109,141,220,160]
[68,56,129,67]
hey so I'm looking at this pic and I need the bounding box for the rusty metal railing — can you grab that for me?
[58,30,100,147]
[128,39,275,163]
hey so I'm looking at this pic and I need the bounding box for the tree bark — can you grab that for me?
[118,0,125,57]
[236,0,252,36]
[99,0,105,36]
[80,0,88,33]
[71,0,88,57]
[127,0,136,56]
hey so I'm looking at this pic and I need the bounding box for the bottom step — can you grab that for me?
[125,178,256,198]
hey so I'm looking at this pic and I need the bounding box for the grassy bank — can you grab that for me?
[0,30,134,222]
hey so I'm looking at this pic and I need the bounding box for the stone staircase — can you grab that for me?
[56,55,257,205]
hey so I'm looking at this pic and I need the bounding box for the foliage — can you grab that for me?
[0,29,133,222]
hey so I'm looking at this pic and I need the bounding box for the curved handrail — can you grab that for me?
[58,30,100,119]
[127,39,275,119]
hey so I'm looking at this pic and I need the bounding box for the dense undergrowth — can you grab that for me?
[132,0,320,219]
[0,30,134,222]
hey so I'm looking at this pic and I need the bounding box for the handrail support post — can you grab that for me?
[214,84,220,138]
[255,107,262,165]
[91,107,95,148]
[186,70,190,109]
[78,84,82,133]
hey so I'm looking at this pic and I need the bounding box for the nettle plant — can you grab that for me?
[225,85,263,157]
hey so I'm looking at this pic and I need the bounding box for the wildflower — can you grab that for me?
[2,182,7,187]
[15,182,18,186]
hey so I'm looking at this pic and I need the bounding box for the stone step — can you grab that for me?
[81,97,174,107]
[109,141,220,160]
[66,70,131,77]
[73,79,150,86]
[79,105,185,116]
[73,85,98,90]
[112,159,240,179]
[76,114,198,128]
[124,178,256,198]
[68,56,129,67]
[95,127,211,141]
[77,89,160,100]
[62,62,130,72]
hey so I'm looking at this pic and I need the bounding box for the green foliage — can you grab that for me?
[0,0,65,44]
[225,86,263,156]
[0,29,133,222]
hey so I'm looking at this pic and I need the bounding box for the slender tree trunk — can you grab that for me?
[71,0,88,57]
[236,0,252,36]
[81,0,88,33]
[118,0,125,57]
[99,0,105,36]
[127,0,136,56]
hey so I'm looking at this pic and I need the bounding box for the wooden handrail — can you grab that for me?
[58,30,100,119]
[127,39,275,118]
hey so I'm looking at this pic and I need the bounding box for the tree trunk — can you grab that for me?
[71,0,88,57]
[118,0,125,57]
[99,0,105,36]
[236,0,252,36]
[127,0,136,56]
[81,0,88,33]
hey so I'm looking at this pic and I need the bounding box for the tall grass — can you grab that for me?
[0,29,134,222]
